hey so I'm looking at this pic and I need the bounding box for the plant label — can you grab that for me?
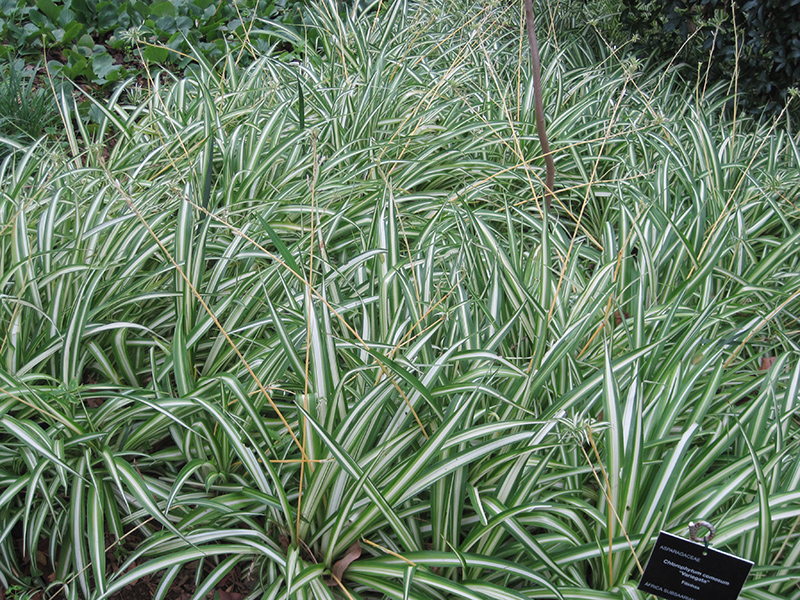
[638,531,753,600]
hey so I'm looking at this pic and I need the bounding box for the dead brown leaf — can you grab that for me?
[760,356,777,372]
[331,541,362,582]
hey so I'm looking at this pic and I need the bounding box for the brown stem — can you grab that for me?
[524,0,555,213]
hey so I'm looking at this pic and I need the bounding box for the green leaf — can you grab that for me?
[27,8,51,28]
[96,1,122,32]
[77,33,94,48]
[35,0,61,23]
[62,20,84,43]
[56,6,76,28]
[149,1,176,18]
[143,45,169,63]
[91,52,120,82]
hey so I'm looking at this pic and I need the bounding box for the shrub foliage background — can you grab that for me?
[0,1,799,599]
[619,0,800,118]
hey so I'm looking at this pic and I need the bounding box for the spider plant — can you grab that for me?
[0,1,798,599]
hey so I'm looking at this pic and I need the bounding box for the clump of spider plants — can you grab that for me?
[0,59,61,154]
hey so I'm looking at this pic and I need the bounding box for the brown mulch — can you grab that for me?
[106,560,253,600]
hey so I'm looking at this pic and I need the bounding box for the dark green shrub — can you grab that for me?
[620,0,800,118]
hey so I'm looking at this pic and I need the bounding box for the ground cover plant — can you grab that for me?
[0,0,799,599]
[0,0,312,92]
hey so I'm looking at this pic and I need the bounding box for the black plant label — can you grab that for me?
[638,531,752,600]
